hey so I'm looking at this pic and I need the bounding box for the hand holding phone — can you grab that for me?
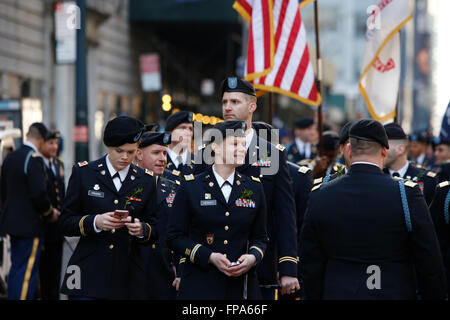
[229,261,241,267]
[114,209,129,220]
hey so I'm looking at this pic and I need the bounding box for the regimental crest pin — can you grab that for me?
[209,182,214,187]
[206,234,214,245]
[100,170,106,176]
[93,184,100,191]
[131,175,135,181]
[236,180,241,186]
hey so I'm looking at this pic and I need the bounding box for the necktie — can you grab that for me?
[176,155,184,169]
[221,181,232,202]
[392,172,400,178]
[112,172,122,191]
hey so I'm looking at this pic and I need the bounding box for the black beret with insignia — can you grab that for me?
[103,116,145,147]
[349,119,389,149]
[165,111,193,132]
[29,122,49,140]
[45,130,61,141]
[322,131,340,151]
[139,132,171,148]
[207,120,247,143]
[408,131,428,143]
[384,122,407,140]
[339,120,357,145]
[294,117,314,129]
[220,77,256,98]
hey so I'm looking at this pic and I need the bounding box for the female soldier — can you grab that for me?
[167,120,268,300]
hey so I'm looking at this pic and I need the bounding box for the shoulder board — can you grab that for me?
[426,171,437,178]
[313,177,323,184]
[184,174,195,181]
[275,144,286,152]
[145,169,154,176]
[197,144,206,151]
[298,166,311,174]
[439,181,450,188]
[404,180,417,188]
[78,161,88,167]
[311,184,322,191]
[251,176,261,183]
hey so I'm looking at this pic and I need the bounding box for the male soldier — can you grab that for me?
[39,131,65,300]
[286,118,317,163]
[384,123,437,205]
[164,111,204,182]
[428,181,450,296]
[300,119,446,300]
[432,137,450,182]
[0,123,59,300]
[132,130,179,299]
[408,131,434,170]
[311,131,343,179]
[59,116,158,299]
[218,77,299,299]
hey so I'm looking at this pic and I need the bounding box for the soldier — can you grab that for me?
[384,123,437,205]
[58,116,158,300]
[431,137,450,182]
[218,77,299,299]
[428,181,450,296]
[0,123,58,300]
[408,131,434,170]
[167,120,268,300]
[39,131,65,300]
[164,111,204,181]
[286,118,317,163]
[311,131,343,179]
[132,130,179,299]
[300,119,446,300]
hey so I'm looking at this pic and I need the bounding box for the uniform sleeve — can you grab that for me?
[274,148,298,277]
[299,193,327,300]
[424,175,437,205]
[248,183,268,265]
[136,175,158,244]
[166,182,213,268]
[58,165,97,237]
[408,185,447,300]
[296,171,314,245]
[26,156,53,219]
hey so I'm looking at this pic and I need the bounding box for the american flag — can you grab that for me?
[233,0,320,106]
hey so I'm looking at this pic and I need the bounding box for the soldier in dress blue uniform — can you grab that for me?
[286,118,317,163]
[310,131,343,179]
[167,120,268,300]
[58,116,158,300]
[383,123,437,205]
[0,123,59,300]
[216,77,299,299]
[39,131,65,300]
[408,131,434,170]
[431,137,450,182]
[429,180,450,296]
[132,130,180,299]
[300,119,446,300]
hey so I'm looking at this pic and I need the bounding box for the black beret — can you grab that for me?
[139,132,171,148]
[45,131,61,141]
[408,131,428,143]
[322,131,340,151]
[339,120,357,145]
[221,77,256,98]
[30,122,49,140]
[349,119,389,149]
[165,111,193,132]
[432,136,450,147]
[103,116,145,147]
[384,123,407,140]
[208,120,247,143]
[294,117,314,129]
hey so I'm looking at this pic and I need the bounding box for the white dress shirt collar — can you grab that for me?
[416,153,426,165]
[245,128,255,150]
[167,148,188,168]
[295,138,310,157]
[388,161,409,178]
[212,165,235,187]
[106,154,129,182]
[351,161,381,169]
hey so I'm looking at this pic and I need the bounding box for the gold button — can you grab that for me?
[224,240,228,245]
[152,244,156,249]
[224,226,229,231]
[114,200,118,205]
[56,188,59,193]
[225,212,230,216]
[111,229,115,234]
[57,196,61,201]
[109,244,114,249]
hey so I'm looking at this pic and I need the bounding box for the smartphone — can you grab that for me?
[114,209,129,220]
[229,261,241,267]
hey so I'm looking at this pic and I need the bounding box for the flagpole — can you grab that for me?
[314,0,323,152]
[269,92,274,125]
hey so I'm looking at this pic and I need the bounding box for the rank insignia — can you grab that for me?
[98,163,103,167]
[93,184,100,191]
[206,234,214,245]
[166,193,175,207]
[184,174,194,181]
[133,168,137,173]
[78,161,88,167]
[172,170,181,176]
[235,198,256,208]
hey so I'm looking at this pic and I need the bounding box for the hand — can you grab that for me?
[313,156,328,177]
[49,208,60,223]
[95,212,126,231]
[278,275,300,295]
[124,217,144,237]
[172,277,181,291]
[227,254,256,277]
[208,252,232,276]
